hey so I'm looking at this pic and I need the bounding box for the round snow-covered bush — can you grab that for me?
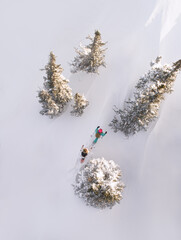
[71,93,89,117]
[73,158,125,209]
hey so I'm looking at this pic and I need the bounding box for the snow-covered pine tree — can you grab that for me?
[110,57,181,136]
[70,93,89,117]
[38,52,73,117]
[73,158,125,209]
[71,30,107,74]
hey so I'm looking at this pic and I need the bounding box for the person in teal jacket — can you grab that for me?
[93,126,107,144]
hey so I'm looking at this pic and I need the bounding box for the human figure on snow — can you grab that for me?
[81,147,89,163]
[93,126,107,144]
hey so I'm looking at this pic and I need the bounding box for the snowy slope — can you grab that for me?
[1,0,181,240]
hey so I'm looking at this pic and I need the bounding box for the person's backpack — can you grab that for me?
[95,132,101,138]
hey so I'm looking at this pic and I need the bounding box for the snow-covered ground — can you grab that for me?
[1,0,181,239]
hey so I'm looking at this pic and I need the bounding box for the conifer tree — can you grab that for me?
[73,158,125,209]
[71,30,107,74]
[71,93,89,116]
[38,52,73,117]
[110,57,181,136]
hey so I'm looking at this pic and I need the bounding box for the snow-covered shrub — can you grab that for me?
[38,52,73,117]
[110,57,181,136]
[71,93,89,116]
[71,30,107,74]
[38,89,59,116]
[73,158,125,209]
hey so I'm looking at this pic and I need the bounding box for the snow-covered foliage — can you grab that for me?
[73,158,125,209]
[110,57,181,136]
[71,30,107,74]
[38,52,73,117]
[71,93,89,116]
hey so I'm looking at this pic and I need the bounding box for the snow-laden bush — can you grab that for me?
[73,158,125,209]
[110,57,181,136]
[71,93,89,116]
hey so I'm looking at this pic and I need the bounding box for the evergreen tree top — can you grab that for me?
[49,51,56,62]
[95,30,101,36]
[45,51,63,72]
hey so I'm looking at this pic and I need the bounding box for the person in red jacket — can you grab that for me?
[93,126,107,144]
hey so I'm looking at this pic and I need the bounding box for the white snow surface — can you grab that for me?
[0,0,181,240]
[146,0,181,41]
